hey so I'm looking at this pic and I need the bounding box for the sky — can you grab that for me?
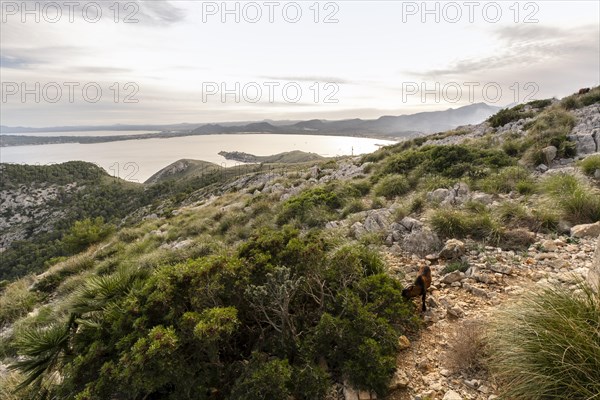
[1,0,599,127]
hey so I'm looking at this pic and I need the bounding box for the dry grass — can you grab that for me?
[445,319,488,374]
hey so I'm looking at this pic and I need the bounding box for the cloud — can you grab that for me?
[134,1,186,25]
[406,25,599,79]
[68,66,133,74]
[0,55,31,69]
[260,76,350,84]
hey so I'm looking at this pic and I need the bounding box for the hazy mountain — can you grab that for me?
[189,103,501,137]
[2,103,501,139]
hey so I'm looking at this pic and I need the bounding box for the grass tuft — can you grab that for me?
[487,282,600,399]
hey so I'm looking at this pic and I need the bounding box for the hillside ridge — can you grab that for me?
[1,86,599,400]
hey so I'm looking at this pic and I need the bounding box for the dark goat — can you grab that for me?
[402,265,432,311]
[578,88,591,95]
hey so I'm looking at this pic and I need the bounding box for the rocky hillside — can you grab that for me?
[0,87,599,400]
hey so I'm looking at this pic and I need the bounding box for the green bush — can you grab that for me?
[62,217,114,253]
[230,354,292,400]
[526,98,552,109]
[488,283,600,399]
[277,187,342,227]
[488,107,535,128]
[382,145,513,179]
[373,175,411,199]
[579,155,600,176]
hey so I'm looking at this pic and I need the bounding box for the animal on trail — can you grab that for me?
[402,265,432,312]
[578,88,591,95]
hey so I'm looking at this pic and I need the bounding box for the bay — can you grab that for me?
[0,134,394,183]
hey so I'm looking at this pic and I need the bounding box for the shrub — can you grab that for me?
[291,363,330,400]
[62,217,114,253]
[579,155,600,176]
[526,98,552,109]
[446,320,487,373]
[382,145,514,179]
[488,107,535,128]
[373,175,411,199]
[487,282,600,399]
[277,187,342,227]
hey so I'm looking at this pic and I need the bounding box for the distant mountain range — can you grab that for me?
[189,103,501,137]
[1,103,501,146]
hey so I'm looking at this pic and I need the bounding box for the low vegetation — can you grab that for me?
[541,173,600,224]
[5,228,418,399]
[487,283,600,399]
[579,155,600,176]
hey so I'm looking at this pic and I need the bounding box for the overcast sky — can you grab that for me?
[1,0,599,127]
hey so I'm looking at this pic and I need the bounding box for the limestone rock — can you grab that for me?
[388,369,409,390]
[438,239,466,260]
[571,222,600,238]
[351,222,367,239]
[470,192,493,205]
[398,335,410,350]
[442,390,463,400]
[568,133,597,155]
[441,270,464,284]
[542,145,557,164]
[401,228,442,257]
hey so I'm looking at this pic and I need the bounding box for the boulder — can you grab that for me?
[454,182,469,197]
[438,239,466,260]
[568,134,597,155]
[571,221,600,238]
[441,270,464,284]
[399,216,422,232]
[363,209,393,232]
[442,390,463,400]
[589,235,600,292]
[388,369,409,390]
[398,335,410,350]
[470,192,493,205]
[428,188,451,203]
[542,145,558,164]
[351,222,367,239]
[401,228,442,257]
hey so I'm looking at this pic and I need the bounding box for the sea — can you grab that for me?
[0,132,395,183]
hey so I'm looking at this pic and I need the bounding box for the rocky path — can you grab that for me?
[380,232,597,400]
